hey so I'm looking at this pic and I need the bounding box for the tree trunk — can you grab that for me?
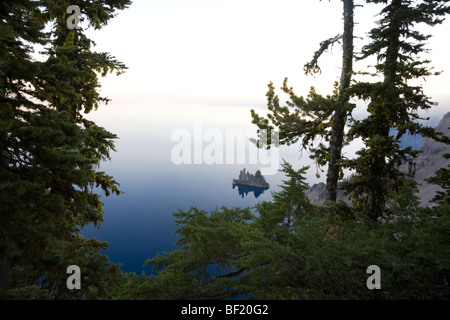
[368,0,401,218]
[326,0,354,202]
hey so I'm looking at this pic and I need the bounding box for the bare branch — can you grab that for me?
[304,34,343,76]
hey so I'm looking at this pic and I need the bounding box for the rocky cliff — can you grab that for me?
[305,182,352,205]
[404,112,450,206]
[306,112,450,207]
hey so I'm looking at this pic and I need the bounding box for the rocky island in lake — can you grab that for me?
[232,169,269,189]
[232,169,270,198]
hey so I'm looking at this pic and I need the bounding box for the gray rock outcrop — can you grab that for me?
[402,112,450,206]
[232,169,269,189]
[305,182,351,205]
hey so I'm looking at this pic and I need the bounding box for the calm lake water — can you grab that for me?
[81,162,281,274]
[80,103,322,275]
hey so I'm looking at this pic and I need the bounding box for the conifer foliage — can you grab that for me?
[0,0,130,298]
[343,0,450,219]
[121,163,450,299]
[251,0,355,203]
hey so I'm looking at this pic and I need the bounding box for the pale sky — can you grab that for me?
[86,0,449,119]
[82,0,450,181]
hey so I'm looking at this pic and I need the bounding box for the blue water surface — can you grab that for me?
[81,163,279,275]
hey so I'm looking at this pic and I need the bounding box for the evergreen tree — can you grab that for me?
[342,0,450,220]
[0,0,131,298]
[251,0,355,202]
[1,0,51,293]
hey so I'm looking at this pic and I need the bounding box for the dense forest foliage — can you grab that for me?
[1,0,449,300]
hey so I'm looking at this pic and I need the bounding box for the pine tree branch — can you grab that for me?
[304,34,343,76]
[214,267,246,279]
